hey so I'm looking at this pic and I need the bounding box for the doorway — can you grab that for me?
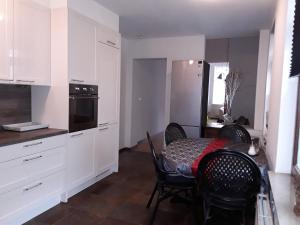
[131,58,167,145]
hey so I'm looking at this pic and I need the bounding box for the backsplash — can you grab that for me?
[0,84,31,127]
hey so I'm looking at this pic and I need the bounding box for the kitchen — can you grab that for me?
[0,0,300,225]
[0,0,120,224]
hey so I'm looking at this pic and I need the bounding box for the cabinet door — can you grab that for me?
[96,25,121,49]
[94,124,119,175]
[96,42,120,125]
[0,0,13,82]
[14,0,51,86]
[67,130,94,189]
[69,10,96,85]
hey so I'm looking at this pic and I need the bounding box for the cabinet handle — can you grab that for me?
[23,155,43,162]
[23,141,43,148]
[70,132,84,138]
[23,182,43,192]
[16,79,35,83]
[71,79,84,83]
[98,127,109,131]
[99,123,109,126]
[106,40,116,46]
[0,78,13,81]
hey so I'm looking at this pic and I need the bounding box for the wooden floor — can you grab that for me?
[24,144,254,225]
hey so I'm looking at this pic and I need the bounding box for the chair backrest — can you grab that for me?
[147,132,158,161]
[165,123,187,146]
[147,132,168,181]
[218,124,251,144]
[197,150,261,200]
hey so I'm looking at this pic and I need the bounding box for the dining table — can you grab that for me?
[162,138,269,182]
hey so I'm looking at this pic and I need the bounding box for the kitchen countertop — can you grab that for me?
[0,128,68,147]
[268,172,300,225]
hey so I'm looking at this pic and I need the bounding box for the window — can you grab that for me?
[209,62,230,105]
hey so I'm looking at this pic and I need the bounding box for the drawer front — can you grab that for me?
[0,134,66,163]
[96,25,120,49]
[0,171,63,219]
[0,147,65,192]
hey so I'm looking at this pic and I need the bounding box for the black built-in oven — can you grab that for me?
[69,84,98,133]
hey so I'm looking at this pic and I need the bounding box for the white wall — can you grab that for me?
[131,59,166,144]
[266,0,299,173]
[254,30,271,131]
[120,35,206,148]
[67,0,119,31]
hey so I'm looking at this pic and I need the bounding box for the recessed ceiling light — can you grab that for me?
[189,60,194,65]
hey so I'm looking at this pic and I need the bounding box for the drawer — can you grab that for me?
[96,25,120,49]
[0,171,63,219]
[0,147,65,192]
[0,134,66,163]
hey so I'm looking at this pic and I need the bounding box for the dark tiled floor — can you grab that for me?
[24,148,254,225]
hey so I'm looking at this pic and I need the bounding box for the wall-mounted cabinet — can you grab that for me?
[0,0,13,83]
[69,10,96,85]
[96,24,121,49]
[0,0,51,86]
[14,0,51,86]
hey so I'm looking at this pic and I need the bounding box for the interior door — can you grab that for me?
[96,42,119,125]
[0,0,13,82]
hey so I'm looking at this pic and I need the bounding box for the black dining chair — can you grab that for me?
[197,149,261,225]
[146,132,196,225]
[165,123,187,146]
[218,124,252,144]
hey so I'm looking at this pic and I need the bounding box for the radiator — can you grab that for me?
[256,194,274,225]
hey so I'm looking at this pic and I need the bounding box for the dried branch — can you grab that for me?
[225,71,240,115]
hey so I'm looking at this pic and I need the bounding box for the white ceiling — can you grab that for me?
[95,0,277,39]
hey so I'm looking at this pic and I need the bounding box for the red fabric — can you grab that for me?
[191,139,228,176]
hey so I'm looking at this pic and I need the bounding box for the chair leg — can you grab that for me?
[147,183,158,208]
[203,200,211,225]
[149,194,161,225]
[193,193,201,225]
[241,209,247,225]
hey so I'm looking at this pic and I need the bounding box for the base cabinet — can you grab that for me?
[94,124,119,176]
[0,134,66,225]
[67,129,94,192]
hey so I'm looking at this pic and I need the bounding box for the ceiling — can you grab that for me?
[95,0,277,39]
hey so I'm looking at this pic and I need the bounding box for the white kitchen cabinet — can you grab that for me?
[0,134,66,225]
[69,10,96,85]
[67,129,94,191]
[0,0,13,83]
[14,0,51,86]
[96,42,120,125]
[96,24,121,49]
[94,124,119,176]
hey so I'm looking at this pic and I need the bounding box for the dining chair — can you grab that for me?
[197,149,261,225]
[218,124,252,144]
[165,122,187,146]
[146,132,196,225]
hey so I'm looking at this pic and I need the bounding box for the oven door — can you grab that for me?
[69,95,98,132]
